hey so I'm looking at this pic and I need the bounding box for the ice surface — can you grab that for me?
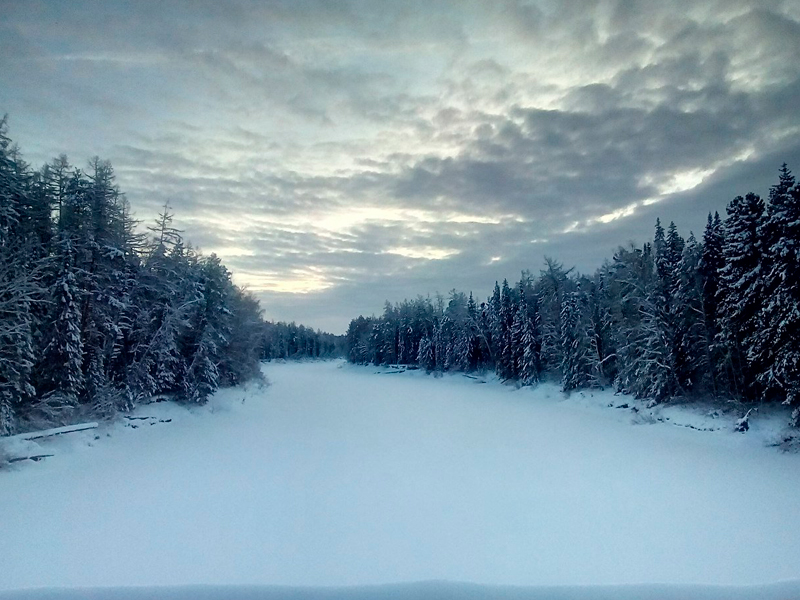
[1,361,799,592]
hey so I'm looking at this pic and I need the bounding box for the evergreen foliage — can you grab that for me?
[0,121,271,434]
[344,164,800,425]
[261,320,343,362]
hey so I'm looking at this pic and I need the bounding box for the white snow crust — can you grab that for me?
[1,361,799,593]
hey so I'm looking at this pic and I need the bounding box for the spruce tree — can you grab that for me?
[0,117,38,433]
[38,236,84,401]
[751,166,800,422]
[717,193,765,401]
[698,212,724,394]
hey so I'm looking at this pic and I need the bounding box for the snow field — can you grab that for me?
[1,361,799,592]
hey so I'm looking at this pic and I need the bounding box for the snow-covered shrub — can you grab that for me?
[21,391,79,432]
[631,410,658,425]
[735,408,755,433]
[89,380,134,421]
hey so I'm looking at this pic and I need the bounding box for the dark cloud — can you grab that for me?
[2,0,799,332]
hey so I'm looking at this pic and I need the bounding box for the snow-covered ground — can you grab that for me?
[1,361,800,595]
[3,581,800,600]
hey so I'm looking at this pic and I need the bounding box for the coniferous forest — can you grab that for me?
[3,110,800,436]
[0,119,339,436]
[345,165,800,425]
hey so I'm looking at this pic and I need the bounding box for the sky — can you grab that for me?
[2,0,800,333]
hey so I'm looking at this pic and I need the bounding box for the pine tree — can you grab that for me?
[0,117,38,433]
[698,212,724,394]
[519,306,540,386]
[616,221,685,403]
[38,236,84,400]
[651,221,687,399]
[750,166,800,422]
[560,288,582,391]
[717,193,765,401]
[559,281,599,392]
[677,233,711,393]
[148,201,183,249]
[609,242,671,400]
[538,258,570,373]
[487,282,502,369]
[510,294,526,381]
[498,279,515,379]
[417,333,434,372]
[465,292,480,371]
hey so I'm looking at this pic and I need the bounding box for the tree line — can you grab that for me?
[345,165,800,425]
[0,118,335,436]
[261,320,343,361]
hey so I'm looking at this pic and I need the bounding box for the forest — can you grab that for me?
[261,321,343,361]
[345,165,800,425]
[3,106,799,437]
[0,119,338,436]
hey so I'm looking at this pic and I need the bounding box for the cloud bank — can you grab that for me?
[2,0,799,331]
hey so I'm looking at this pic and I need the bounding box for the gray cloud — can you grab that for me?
[2,0,799,332]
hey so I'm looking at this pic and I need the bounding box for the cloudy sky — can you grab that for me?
[2,0,800,332]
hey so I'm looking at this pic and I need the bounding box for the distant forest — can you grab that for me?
[346,165,800,425]
[0,119,339,436]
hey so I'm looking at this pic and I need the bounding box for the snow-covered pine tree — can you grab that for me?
[749,165,800,422]
[488,282,502,371]
[432,317,445,375]
[442,289,469,371]
[222,290,264,385]
[583,275,609,387]
[519,304,540,386]
[610,241,673,401]
[85,159,141,409]
[663,222,685,295]
[650,221,687,399]
[417,333,434,372]
[537,258,570,374]
[498,279,515,379]
[464,292,480,371]
[717,192,765,401]
[346,316,372,364]
[653,218,666,281]
[560,285,581,391]
[201,254,237,388]
[444,290,468,371]
[595,262,622,384]
[379,301,399,365]
[677,232,711,393]
[37,235,84,404]
[183,328,220,404]
[0,117,38,434]
[559,281,599,392]
[476,299,493,370]
[510,290,526,382]
[698,212,724,394]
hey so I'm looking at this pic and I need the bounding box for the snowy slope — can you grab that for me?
[1,361,799,592]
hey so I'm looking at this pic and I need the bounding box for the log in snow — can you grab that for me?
[9,422,98,442]
[7,454,54,464]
